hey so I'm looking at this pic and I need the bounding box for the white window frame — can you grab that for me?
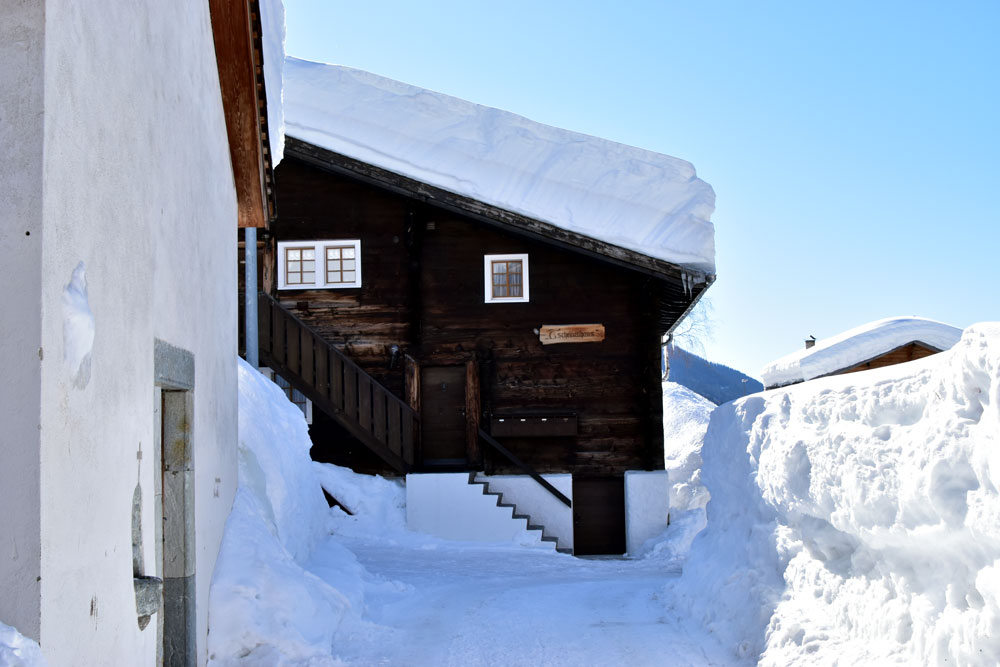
[484,253,530,303]
[277,239,362,290]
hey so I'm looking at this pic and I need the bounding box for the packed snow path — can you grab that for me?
[323,536,729,666]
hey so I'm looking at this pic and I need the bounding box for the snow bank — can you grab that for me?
[0,622,46,667]
[283,57,716,274]
[260,0,285,165]
[761,316,962,388]
[208,359,359,665]
[644,381,715,560]
[674,323,1000,665]
[313,461,407,539]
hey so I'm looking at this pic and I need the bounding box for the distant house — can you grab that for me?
[0,0,281,664]
[241,58,717,556]
[761,317,963,390]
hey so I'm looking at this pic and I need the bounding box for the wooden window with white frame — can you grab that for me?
[484,253,529,303]
[283,246,315,286]
[278,239,362,290]
[325,244,358,286]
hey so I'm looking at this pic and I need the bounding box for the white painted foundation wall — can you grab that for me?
[476,474,574,551]
[624,471,670,556]
[1,1,240,664]
[407,474,561,548]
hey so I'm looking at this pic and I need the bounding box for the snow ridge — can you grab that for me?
[675,323,1000,665]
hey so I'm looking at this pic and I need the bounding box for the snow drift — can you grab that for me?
[207,359,361,665]
[674,323,1000,665]
[654,381,715,561]
[0,622,46,667]
[761,316,963,388]
[282,57,716,274]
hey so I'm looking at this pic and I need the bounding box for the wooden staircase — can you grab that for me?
[256,292,417,474]
[468,473,572,553]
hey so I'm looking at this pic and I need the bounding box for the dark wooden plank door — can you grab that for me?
[420,366,467,464]
[573,476,626,555]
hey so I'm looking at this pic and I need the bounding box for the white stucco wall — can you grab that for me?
[477,474,574,551]
[23,1,239,665]
[0,0,45,641]
[624,471,670,556]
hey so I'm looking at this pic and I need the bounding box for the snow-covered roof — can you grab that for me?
[761,316,963,388]
[282,57,716,274]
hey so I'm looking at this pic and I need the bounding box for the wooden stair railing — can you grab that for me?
[478,428,572,507]
[257,292,416,473]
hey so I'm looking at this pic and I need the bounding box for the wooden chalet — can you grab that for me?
[238,63,717,554]
[239,136,714,554]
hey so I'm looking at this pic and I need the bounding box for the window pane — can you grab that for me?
[509,261,522,273]
[288,260,300,273]
[288,249,300,260]
[510,285,522,297]
[493,274,504,285]
[343,259,355,271]
[326,248,339,260]
[343,271,356,283]
[509,273,521,285]
[303,249,315,260]
[343,248,355,259]
[493,262,507,274]
[303,270,315,282]
[493,285,507,297]
[302,260,314,272]
[328,259,341,271]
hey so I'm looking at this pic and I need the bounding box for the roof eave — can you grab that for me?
[283,136,714,287]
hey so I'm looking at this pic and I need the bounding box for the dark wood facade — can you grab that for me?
[242,139,713,480]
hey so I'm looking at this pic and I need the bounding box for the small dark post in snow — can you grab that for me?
[805,335,816,349]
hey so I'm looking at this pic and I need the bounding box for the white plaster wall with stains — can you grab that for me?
[9,0,242,664]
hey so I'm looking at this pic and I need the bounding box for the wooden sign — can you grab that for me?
[538,324,605,345]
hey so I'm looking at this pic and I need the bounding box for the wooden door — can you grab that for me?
[572,476,626,555]
[420,365,467,465]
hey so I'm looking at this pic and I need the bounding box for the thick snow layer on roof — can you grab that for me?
[282,57,716,273]
[761,316,963,387]
[259,0,285,164]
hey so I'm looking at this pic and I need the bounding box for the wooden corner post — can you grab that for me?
[465,359,481,467]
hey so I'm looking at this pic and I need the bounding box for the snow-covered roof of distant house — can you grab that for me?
[282,57,716,275]
[761,317,963,388]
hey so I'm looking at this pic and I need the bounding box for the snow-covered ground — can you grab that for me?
[207,359,732,666]
[209,322,999,666]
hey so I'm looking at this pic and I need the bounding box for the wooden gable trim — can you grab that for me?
[283,137,714,287]
[210,0,276,228]
[824,341,944,378]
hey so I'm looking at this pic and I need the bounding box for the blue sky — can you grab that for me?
[283,0,999,378]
